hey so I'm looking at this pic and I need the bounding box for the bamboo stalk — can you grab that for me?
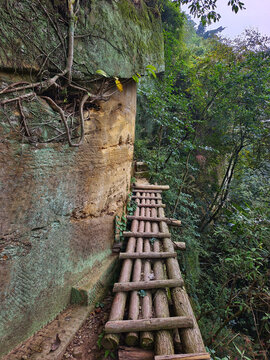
[151,197,175,356]
[140,239,154,349]
[105,316,193,333]
[133,184,170,190]
[154,353,210,360]
[125,236,143,345]
[119,252,177,259]
[156,194,206,354]
[127,216,181,227]
[123,231,171,238]
[113,279,184,292]
[125,202,145,346]
[141,204,154,349]
[102,194,140,350]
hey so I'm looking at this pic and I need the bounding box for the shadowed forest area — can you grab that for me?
[135,1,270,358]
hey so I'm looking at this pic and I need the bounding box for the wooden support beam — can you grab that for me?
[113,279,184,292]
[127,216,181,227]
[155,353,210,360]
[133,189,163,193]
[119,252,177,259]
[105,316,193,333]
[150,195,174,355]
[157,194,206,353]
[137,203,166,208]
[118,346,154,360]
[123,231,171,238]
[126,232,144,346]
[173,242,186,250]
[102,194,140,350]
[133,184,170,190]
[141,235,154,349]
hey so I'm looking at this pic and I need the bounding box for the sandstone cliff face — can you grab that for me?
[0,80,136,354]
[0,0,164,355]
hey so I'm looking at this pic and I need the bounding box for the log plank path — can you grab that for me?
[103,183,209,360]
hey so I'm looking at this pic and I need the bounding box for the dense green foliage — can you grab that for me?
[135,1,270,358]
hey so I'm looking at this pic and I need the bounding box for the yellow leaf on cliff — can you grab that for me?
[115,77,123,92]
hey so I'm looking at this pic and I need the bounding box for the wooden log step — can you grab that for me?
[127,216,181,227]
[105,316,193,333]
[123,231,171,238]
[154,353,210,360]
[132,196,161,200]
[173,242,186,250]
[118,346,154,360]
[133,184,170,190]
[113,279,184,292]
[119,252,177,259]
[137,203,166,208]
[133,189,163,193]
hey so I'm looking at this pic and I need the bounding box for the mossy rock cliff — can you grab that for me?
[0,0,164,79]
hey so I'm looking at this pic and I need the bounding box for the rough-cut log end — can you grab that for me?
[126,332,139,346]
[140,332,155,349]
[102,333,119,350]
[173,242,186,250]
[168,219,182,227]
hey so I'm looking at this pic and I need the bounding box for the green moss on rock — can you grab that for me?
[0,0,164,79]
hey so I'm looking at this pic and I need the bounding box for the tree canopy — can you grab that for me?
[136,2,270,358]
[173,0,246,24]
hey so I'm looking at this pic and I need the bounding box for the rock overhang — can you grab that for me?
[0,0,165,80]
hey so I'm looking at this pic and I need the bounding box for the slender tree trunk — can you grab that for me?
[200,141,245,231]
[173,150,192,216]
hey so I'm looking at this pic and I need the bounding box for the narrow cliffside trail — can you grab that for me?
[2,182,209,360]
[103,182,210,360]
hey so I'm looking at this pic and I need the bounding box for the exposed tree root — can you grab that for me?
[0,0,119,147]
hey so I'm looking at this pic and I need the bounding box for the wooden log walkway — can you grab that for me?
[103,183,209,359]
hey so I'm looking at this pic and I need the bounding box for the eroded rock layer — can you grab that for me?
[0,80,136,355]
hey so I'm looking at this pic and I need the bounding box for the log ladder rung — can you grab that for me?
[127,215,181,226]
[133,189,163,193]
[123,231,171,238]
[119,251,177,259]
[155,353,211,360]
[136,203,166,208]
[133,184,170,190]
[105,316,193,333]
[132,195,161,200]
[113,279,184,292]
